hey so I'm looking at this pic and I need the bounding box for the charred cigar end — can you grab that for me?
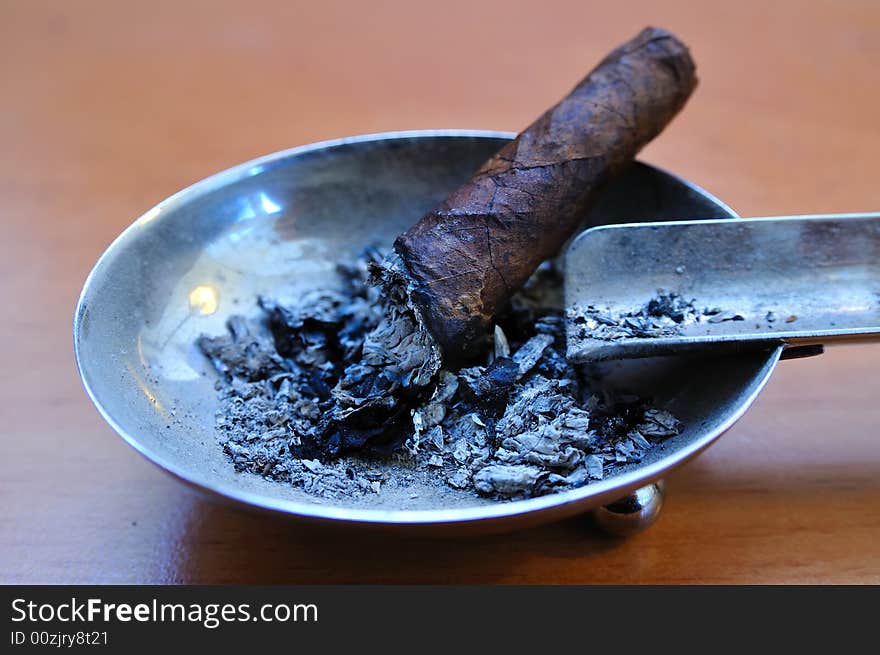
[394,236,491,365]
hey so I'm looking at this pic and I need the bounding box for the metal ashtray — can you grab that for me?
[74,130,780,534]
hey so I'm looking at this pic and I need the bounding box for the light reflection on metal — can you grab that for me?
[236,201,257,221]
[138,205,162,225]
[136,334,149,368]
[188,285,219,315]
[235,193,281,223]
[125,362,168,421]
[259,192,282,214]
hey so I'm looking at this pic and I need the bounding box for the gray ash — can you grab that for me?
[197,251,682,501]
[569,292,744,341]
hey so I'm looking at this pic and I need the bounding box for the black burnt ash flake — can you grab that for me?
[460,357,520,416]
[196,316,284,382]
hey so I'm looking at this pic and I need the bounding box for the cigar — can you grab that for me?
[394,27,697,362]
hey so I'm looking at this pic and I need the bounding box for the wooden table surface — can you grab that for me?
[3,0,879,584]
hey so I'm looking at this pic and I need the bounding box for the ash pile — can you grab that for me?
[198,249,682,501]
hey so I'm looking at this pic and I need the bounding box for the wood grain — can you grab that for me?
[2,0,878,584]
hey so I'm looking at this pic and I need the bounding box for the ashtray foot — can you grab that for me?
[591,480,665,536]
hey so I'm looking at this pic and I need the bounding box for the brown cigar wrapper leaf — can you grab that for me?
[393,27,697,362]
